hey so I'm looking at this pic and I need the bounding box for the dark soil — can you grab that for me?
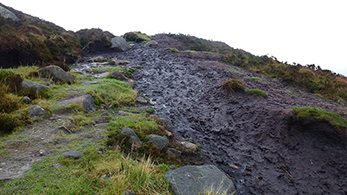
[95,35,347,194]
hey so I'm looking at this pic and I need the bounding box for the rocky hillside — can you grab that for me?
[0,3,117,69]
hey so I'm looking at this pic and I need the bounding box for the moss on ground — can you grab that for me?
[246,89,268,98]
[293,107,347,128]
[222,79,246,93]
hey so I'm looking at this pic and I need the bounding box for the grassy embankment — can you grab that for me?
[0,65,175,194]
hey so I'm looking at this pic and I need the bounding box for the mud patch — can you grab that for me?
[107,35,347,194]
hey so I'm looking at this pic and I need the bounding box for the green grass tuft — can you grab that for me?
[166,48,179,52]
[246,89,268,98]
[293,107,347,128]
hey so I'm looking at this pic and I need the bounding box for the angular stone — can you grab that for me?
[148,134,169,150]
[111,36,130,52]
[63,151,84,159]
[57,94,96,112]
[38,65,74,83]
[121,128,143,147]
[165,165,236,195]
[28,105,47,117]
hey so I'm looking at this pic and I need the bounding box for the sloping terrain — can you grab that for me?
[107,35,347,194]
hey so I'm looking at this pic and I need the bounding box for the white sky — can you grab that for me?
[2,0,347,75]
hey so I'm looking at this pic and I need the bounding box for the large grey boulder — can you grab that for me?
[28,105,47,117]
[0,6,20,21]
[165,165,236,195]
[21,80,52,97]
[57,94,96,112]
[38,65,74,83]
[121,128,143,147]
[148,134,169,150]
[111,36,130,52]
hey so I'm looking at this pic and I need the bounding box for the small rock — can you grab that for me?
[123,189,135,195]
[121,128,143,147]
[87,56,105,62]
[167,148,182,159]
[52,163,64,169]
[4,139,26,144]
[136,96,148,104]
[180,141,198,152]
[165,130,173,137]
[118,110,127,116]
[39,149,48,156]
[21,96,31,104]
[169,165,176,170]
[145,40,159,47]
[63,151,84,159]
[112,59,131,65]
[148,134,169,150]
[111,71,128,81]
[127,79,135,88]
[82,81,98,85]
[38,65,74,83]
[57,94,96,112]
[28,105,47,117]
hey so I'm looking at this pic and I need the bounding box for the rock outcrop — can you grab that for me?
[148,134,169,150]
[0,5,20,21]
[165,165,236,195]
[38,65,74,83]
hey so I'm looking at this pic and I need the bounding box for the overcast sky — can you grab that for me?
[2,0,347,75]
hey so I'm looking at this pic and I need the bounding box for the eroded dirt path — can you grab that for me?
[110,35,347,194]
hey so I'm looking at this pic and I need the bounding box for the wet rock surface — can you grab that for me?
[108,35,347,194]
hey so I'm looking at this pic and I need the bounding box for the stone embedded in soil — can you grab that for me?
[165,165,236,195]
[38,65,74,83]
[145,40,159,47]
[148,134,169,150]
[121,128,143,147]
[136,96,148,104]
[63,151,84,159]
[21,80,52,97]
[52,163,64,169]
[180,141,198,152]
[123,189,135,195]
[111,71,128,81]
[57,94,96,112]
[167,148,182,159]
[82,81,98,85]
[28,105,47,117]
[21,96,31,104]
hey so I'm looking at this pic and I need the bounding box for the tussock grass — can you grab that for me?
[293,107,347,128]
[222,79,246,93]
[0,148,171,195]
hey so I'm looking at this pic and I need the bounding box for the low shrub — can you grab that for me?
[246,89,268,98]
[222,79,246,93]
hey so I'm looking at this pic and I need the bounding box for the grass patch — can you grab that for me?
[251,77,261,80]
[293,107,347,128]
[107,113,163,143]
[166,48,179,52]
[222,79,246,93]
[184,50,197,53]
[246,89,268,98]
[0,148,171,194]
